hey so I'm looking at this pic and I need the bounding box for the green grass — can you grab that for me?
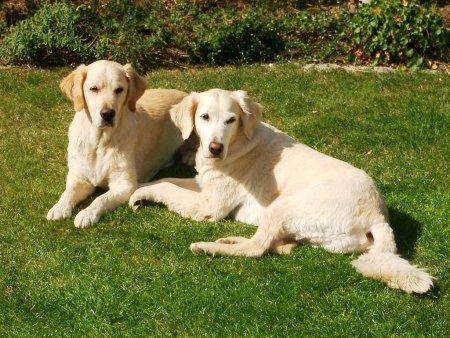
[0,63,449,337]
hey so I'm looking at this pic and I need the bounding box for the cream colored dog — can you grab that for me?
[47,60,186,228]
[130,89,434,294]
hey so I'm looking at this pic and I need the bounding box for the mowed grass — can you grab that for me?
[0,63,449,337]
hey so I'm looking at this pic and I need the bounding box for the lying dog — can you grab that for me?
[47,60,186,227]
[130,88,434,294]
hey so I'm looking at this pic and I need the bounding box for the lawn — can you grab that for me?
[0,63,449,337]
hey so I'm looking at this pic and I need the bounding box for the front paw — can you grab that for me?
[47,203,72,221]
[129,188,154,210]
[74,208,101,228]
[190,242,217,256]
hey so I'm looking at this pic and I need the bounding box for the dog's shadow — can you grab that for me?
[153,163,197,180]
[388,208,422,259]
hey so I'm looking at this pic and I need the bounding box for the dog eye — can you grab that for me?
[200,114,210,121]
[225,117,236,124]
[114,87,123,94]
[89,86,99,92]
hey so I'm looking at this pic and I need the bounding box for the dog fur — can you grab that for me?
[130,88,434,294]
[47,60,187,227]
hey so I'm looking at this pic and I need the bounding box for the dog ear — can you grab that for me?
[60,64,87,112]
[234,90,263,139]
[124,64,147,112]
[170,93,198,140]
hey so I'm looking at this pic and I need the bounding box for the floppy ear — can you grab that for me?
[124,64,147,112]
[60,64,87,112]
[234,90,263,139]
[170,93,198,140]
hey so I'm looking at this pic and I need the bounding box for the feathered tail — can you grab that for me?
[351,223,434,294]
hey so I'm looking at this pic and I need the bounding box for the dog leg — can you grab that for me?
[213,236,299,255]
[130,181,233,222]
[74,181,134,228]
[190,241,264,257]
[269,239,299,255]
[215,236,249,244]
[47,175,95,221]
[214,237,299,255]
[191,205,287,257]
[137,178,200,192]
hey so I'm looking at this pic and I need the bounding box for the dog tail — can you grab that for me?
[351,222,434,294]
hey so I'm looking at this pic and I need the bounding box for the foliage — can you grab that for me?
[0,3,7,35]
[0,2,87,65]
[0,1,172,71]
[187,6,285,64]
[77,1,171,71]
[282,8,347,61]
[0,0,448,70]
[345,0,449,68]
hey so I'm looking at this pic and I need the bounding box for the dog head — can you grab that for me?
[60,60,147,129]
[170,89,262,160]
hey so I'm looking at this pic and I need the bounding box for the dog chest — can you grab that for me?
[69,140,129,188]
[229,196,263,226]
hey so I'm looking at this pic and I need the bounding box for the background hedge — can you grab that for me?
[0,0,448,71]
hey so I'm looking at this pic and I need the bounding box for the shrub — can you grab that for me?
[0,1,171,71]
[282,8,347,62]
[78,1,171,71]
[0,0,448,70]
[0,1,296,68]
[188,7,285,64]
[345,0,449,68]
[0,3,7,35]
[0,2,89,66]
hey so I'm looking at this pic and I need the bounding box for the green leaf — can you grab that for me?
[405,48,414,57]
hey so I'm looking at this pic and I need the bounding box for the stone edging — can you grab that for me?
[302,63,449,75]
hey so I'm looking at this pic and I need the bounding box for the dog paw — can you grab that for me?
[74,208,100,228]
[190,242,216,256]
[47,204,72,221]
[129,190,151,210]
[129,198,143,211]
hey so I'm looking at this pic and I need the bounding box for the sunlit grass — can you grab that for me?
[0,64,448,336]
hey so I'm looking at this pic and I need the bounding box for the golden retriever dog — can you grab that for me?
[47,60,187,228]
[129,88,434,294]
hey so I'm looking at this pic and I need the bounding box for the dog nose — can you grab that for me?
[209,142,224,156]
[100,108,115,123]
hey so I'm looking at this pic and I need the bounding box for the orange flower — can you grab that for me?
[395,17,403,23]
